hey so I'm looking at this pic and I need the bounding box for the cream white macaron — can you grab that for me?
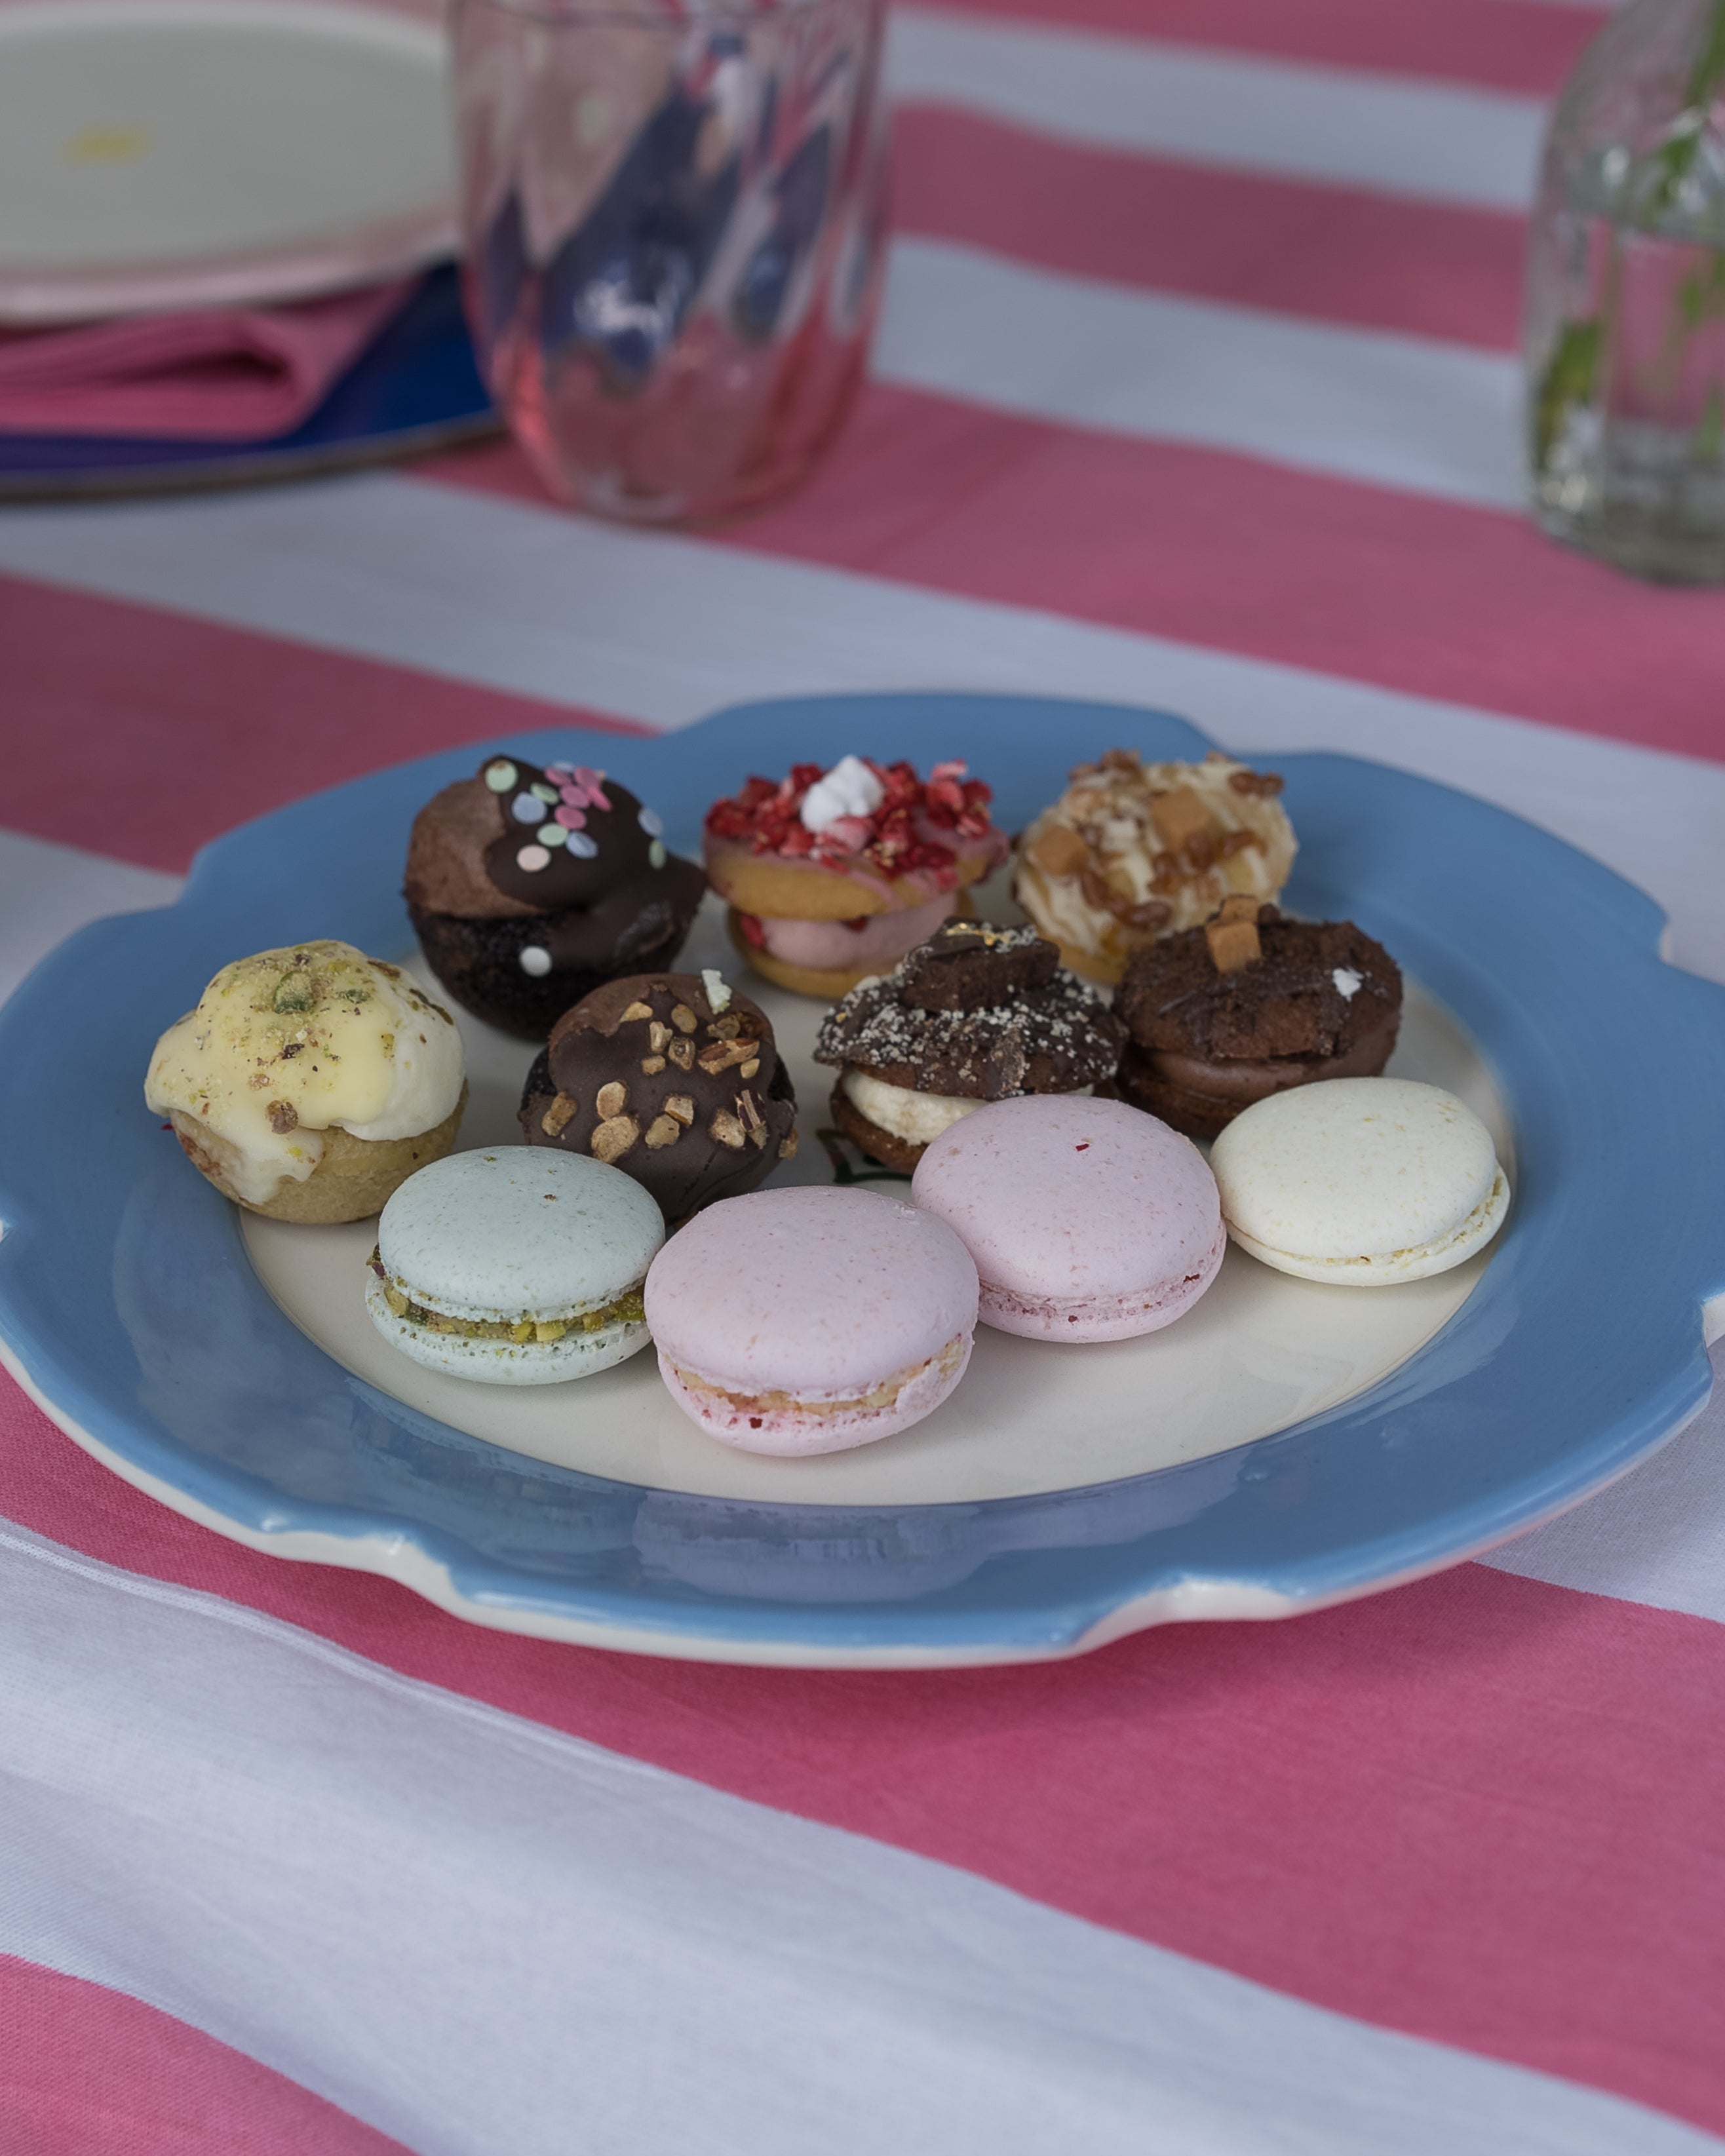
[1209,1076,1509,1285]
[366,1148,664,1383]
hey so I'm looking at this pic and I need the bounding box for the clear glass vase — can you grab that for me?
[1525,0,1725,581]
[452,0,889,525]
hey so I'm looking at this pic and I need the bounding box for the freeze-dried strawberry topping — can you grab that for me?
[705,758,1002,884]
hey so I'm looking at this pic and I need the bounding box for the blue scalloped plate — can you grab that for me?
[3,693,1724,1666]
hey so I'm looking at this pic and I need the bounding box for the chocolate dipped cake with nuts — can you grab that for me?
[813,919,1126,1174]
[405,752,707,1039]
[1114,900,1403,1141]
[520,969,798,1222]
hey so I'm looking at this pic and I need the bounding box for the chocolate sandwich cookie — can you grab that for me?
[813,919,1125,1173]
[405,753,707,1039]
[520,969,798,1222]
[1114,901,1402,1141]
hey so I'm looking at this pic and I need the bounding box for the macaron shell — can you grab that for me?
[643,1185,979,1400]
[978,1223,1227,1341]
[655,1332,973,1455]
[1209,1077,1509,1282]
[378,1148,663,1322]
[910,1094,1224,1336]
[364,1273,651,1385]
[1224,1171,1509,1284]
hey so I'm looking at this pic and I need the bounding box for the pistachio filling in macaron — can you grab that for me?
[366,1258,646,1343]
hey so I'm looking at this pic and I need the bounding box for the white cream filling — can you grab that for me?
[842,1068,1092,1146]
[842,1068,985,1146]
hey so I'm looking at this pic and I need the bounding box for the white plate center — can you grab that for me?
[244,896,1509,1506]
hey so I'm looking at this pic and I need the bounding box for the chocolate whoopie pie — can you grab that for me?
[1114,901,1402,1141]
[404,753,707,1039]
[520,970,798,1222]
[813,920,1126,1173]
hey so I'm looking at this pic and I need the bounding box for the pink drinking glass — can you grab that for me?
[451,0,890,523]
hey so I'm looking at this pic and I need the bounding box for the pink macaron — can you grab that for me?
[644,1185,980,1455]
[910,1094,1225,1341]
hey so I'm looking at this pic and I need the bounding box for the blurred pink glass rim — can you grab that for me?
[452,0,889,522]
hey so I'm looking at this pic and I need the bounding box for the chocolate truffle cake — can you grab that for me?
[813,920,1125,1173]
[405,753,707,1039]
[1114,901,1403,1140]
[520,969,798,1222]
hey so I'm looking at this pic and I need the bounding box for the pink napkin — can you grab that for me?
[0,280,415,440]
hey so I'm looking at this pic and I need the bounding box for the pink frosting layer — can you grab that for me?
[655,1335,973,1455]
[910,1095,1224,1338]
[756,891,958,971]
[644,1185,979,1399]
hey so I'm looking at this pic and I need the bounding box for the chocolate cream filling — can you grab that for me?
[1143,1005,1400,1106]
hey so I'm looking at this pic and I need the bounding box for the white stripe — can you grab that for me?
[889,7,1548,212]
[0,1518,1711,2156]
[878,237,1522,508]
[1482,1343,1725,1625]
[0,828,180,1008]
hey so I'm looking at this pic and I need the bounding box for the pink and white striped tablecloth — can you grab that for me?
[5,2,1725,2149]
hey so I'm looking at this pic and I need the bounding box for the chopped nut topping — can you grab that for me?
[645,1115,682,1149]
[737,1089,764,1130]
[267,1100,298,1134]
[670,1004,699,1034]
[1100,746,1142,771]
[540,1090,579,1138]
[595,1081,627,1120]
[739,1058,761,1079]
[648,1021,672,1053]
[710,1110,746,1149]
[591,1115,640,1163]
[1218,828,1261,857]
[1228,768,1285,798]
[1215,895,1262,923]
[708,1015,742,1039]
[1028,824,1090,878]
[778,1130,799,1161]
[1150,786,1215,850]
[697,1036,758,1074]
[667,1037,695,1071]
[619,1001,653,1023]
[665,1095,695,1125]
[641,1056,667,1075]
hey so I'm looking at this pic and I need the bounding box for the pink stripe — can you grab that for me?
[895,107,1524,349]
[3,1387,1723,2136]
[0,573,649,873]
[0,1955,406,2155]
[918,0,1606,96]
[420,398,1725,769]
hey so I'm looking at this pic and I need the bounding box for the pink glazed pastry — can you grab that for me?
[911,1094,1225,1341]
[644,1185,980,1455]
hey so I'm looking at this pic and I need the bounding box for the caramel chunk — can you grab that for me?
[1150,787,1215,850]
[1028,824,1090,878]
[1205,915,1262,974]
[644,1115,682,1149]
[595,1081,628,1120]
[670,1005,699,1034]
[664,1095,695,1126]
[619,1001,653,1023]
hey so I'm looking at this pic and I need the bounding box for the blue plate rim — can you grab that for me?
[3,691,1722,1666]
